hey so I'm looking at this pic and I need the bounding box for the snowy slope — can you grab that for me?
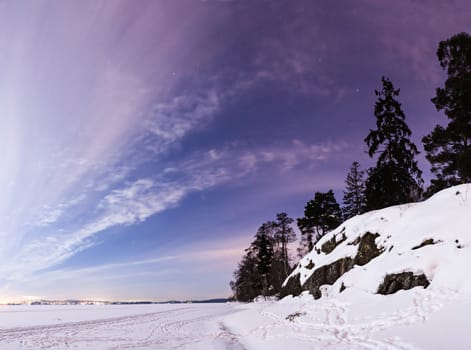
[283,183,471,298]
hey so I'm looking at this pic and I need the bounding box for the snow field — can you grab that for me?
[0,289,467,350]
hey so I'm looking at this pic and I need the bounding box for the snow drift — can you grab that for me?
[281,183,471,299]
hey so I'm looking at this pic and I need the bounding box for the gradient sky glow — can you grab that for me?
[0,1,470,302]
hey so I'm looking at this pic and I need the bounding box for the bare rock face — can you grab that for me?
[377,272,430,295]
[321,232,347,254]
[354,233,382,266]
[280,232,383,299]
[305,257,354,299]
[279,257,354,299]
[279,273,304,298]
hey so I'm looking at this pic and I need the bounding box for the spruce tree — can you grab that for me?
[231,222,274,301]
[364,77,423,210]
[296,216,315,258]
[422,32,471,196]
[231,216,295,301]
[252,223,274,296]
[230,249,260,302]
[342,161,366,219]
[297,190,342,256]
[273,212,295,277]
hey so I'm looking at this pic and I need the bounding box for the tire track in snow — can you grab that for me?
[0,305,241,349]
[212,322,246,350]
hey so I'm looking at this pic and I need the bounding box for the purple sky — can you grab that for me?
[0,0,469,302]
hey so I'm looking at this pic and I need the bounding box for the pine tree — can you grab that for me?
[252,223,274,296]
[230,249,260,302]
[230,219,290,301]
[296,216,315,258]
[364,77,423,210]
[422,32,471,196]
[273,212,295,277]
[297,190,342,256]
[342,161,366,219]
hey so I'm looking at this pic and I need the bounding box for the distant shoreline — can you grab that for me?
[2,298,229,306]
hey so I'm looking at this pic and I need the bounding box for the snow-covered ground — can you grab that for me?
[0,291,469,349]
[0,303,236,349]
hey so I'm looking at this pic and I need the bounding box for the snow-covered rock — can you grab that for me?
[281,184,471,299]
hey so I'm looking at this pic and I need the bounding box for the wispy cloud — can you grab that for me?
[0,134,348,285]
[6,236,248,301]
[0,2,231,287]
[143,89,221,153]
[2,180,187,282]
[42,243,245,284]
[353,1,471,83]
[249,38,334,96]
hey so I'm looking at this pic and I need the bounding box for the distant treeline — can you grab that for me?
[231,32,471,302]
[25,298,229,306]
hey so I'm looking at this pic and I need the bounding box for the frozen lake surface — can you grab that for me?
[0,289,469,349]
[0,303,243,349]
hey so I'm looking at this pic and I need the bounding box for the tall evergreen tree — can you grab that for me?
[422,32,471,196]
[230,218,293,301]
[230,249,260,302]
[342,161,366,219]
[252,223,274,296]
[273,212,295,277]
[296,216,315,258]
[297,190,342,256]
[364,77,423,210]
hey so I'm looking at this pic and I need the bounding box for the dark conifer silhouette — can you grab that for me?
[297,190,342,256]
[364,77,423,210]
[423,32,471,196]
[253,223,274,296]
[342,161,366,219]
[273,212,296,277]
[230,249,260,302]
[230,217,294,301]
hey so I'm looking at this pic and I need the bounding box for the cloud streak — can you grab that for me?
[0,1,232,287]
[143,89,222,153]
[0,133,347,285]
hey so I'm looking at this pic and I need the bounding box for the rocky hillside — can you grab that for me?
[281,184,471,299]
